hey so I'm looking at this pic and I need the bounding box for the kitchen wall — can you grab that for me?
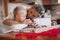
[8,0,44,16]
[8,3,32,15]
[6,0,60,20]
[51,5,60,20]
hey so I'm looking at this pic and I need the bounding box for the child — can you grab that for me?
[3,6,32,26]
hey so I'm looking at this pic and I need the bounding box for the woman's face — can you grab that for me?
[16,10,27,21]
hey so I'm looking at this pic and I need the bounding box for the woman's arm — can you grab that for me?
[3,19,19,26]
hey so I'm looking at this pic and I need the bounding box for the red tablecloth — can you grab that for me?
[15,28,60,38]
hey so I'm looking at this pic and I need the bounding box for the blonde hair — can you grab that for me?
[13,6,26,16]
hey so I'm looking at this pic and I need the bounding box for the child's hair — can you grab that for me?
[13,6,21,16]
[13,6,26,17]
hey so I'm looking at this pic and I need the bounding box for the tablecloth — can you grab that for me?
[15,28,60,38]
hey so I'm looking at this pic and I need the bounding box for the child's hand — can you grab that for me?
[23,19,32,25]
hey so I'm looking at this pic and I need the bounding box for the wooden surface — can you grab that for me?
[9,0,23,3]
[4,0,8,17]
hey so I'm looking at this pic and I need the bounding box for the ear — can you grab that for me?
[15,14,19,19]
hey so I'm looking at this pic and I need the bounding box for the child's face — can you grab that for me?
[16,10,27,21]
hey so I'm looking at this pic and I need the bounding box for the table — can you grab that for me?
[0,28,60,40]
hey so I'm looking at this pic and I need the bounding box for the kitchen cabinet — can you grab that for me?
[9,0,23,3]
[43,0,60,5]
[51,0,60,5]
[42,0,51,5]
[51,0,58,4]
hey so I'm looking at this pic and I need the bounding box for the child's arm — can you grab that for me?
[3,19,19,26]
[23,19,32,25]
